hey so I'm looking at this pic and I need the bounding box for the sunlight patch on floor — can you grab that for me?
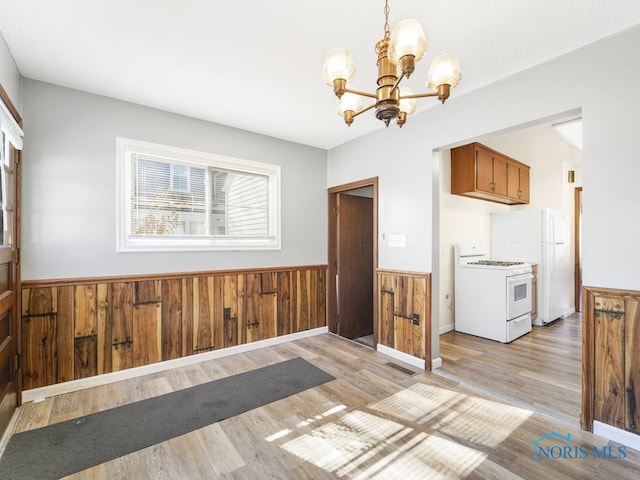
[266,405,348,442]
[280,410,409,476]
[265,428,292,442]
[279,409,487,478]
[352,433,487,479]
[271,383,534,477]
[369,383,533,447]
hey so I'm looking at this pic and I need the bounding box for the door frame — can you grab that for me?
[574,186,582,312]
[328,177,378,343]
[0,82,23,438]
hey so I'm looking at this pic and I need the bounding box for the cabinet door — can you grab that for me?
[625,299,640,433]
[507,161,530,203]
[507,161,521,199]
[492,155,508,196]
[475,147,494,193]
[594,297,626,430]
[519,167,530,203]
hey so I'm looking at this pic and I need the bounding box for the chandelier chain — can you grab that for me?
[383,0,390,38]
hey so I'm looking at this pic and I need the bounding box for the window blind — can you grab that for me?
[130,152,269,237]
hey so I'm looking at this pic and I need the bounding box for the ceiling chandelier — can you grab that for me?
[322,0,461,127]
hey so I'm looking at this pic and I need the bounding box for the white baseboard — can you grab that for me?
[22,327,329,404]
[376,344,425,370]
[594,421,640,452]
[439,323,454,335]
[431,357,442,369]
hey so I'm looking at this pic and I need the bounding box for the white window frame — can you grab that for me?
[116,137,281,252]
[0,101,22,251]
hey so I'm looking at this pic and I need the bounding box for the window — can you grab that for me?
[116,138,281,251]
[169,164,191,192]
[0,102,22,248]
[0,130,18,247]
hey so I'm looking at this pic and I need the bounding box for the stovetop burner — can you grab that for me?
[468,260,525,266]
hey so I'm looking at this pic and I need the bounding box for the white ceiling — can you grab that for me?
[1,1,639,150]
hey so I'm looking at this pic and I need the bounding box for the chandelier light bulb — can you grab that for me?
[336,92,362,116]
[427,53,462,89]
[398,87,417,115]
[322,47,356,86]
[389,19,428,65]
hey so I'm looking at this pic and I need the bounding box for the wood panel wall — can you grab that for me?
[21,266,327,390]
[582,286,640,433]
[377,270,431,369]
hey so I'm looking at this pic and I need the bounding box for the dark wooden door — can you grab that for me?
[0,138,21,436]
[337,194,373,339]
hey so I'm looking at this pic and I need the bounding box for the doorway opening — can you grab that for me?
[328,178,378,348]
[435,111,583,426]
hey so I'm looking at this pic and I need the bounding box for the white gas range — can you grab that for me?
[454,243,533,343]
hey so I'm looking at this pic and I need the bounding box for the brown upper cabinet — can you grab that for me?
[451,142,530,205]
[507,158,530,203]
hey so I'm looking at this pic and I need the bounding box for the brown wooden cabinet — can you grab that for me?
[377,270,431,367]
[582,287,640,434]
[475,145,507,196]
[594,295,640,433]
[507,159,530,203]
[451,142,530,205]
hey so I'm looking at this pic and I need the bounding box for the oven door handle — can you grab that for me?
[509,273,533,282]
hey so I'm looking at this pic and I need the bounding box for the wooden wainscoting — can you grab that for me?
[377,270,431,369]
[20,266,327,390]
[582,286,640,433]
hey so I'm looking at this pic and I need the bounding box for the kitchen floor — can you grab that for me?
[437,313,582,426]
[5,330,637,479]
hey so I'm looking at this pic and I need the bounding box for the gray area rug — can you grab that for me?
[0,357,334,480]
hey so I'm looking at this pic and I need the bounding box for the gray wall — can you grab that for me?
[21,80,327,280]
[13,25,640,364]
[0,31,21,112]
[327,25,640,362]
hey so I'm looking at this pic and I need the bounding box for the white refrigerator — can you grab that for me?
[490,208,568,325]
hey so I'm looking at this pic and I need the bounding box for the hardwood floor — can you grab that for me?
[353,334,374,348]
[438,313,582,426]
[2,329,639,479]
